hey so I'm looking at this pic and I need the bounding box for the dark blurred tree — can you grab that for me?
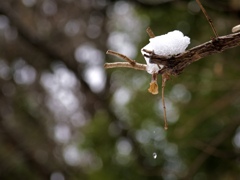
[0,0,240,180]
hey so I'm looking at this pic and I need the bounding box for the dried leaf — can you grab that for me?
[148,81,158,95]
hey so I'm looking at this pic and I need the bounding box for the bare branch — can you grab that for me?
[162,73,169,130]
[108,32,240,76]
[105,31,240,130]
[105,50,147,71]
[104,62,146,71]
[106,50,136,65]
[149,32,240,75]
[145,27,169,129]
[196,0,218,38]
[146,27,155,38]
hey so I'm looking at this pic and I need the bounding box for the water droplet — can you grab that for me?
[153,152,157,159]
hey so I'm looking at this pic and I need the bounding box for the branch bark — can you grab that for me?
[104,62,146,71]
[105,32,240,76]
[105,50,146,70]
[105,30,240,131]
[144,32,240,75]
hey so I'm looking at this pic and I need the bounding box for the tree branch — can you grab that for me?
[104,49,146,71]
[105,32,240,75]
[105,30,240,130]
[148,32,240,75]
[106,50,136,65]
[146,27,155,38]
[104,62,146,71]
[196,0,218,38]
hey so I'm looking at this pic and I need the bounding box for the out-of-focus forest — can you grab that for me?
[0,0,240,179]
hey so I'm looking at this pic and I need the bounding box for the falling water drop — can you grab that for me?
[153,152,157,159]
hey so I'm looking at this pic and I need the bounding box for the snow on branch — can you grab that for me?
[105,28,240,130]
[104,0,240,130]
[105,31,240,76]
[146,31,240,76]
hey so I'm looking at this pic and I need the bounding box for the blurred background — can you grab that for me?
[0,0,240,179]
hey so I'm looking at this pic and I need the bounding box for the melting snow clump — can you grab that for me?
[141,30,190,74]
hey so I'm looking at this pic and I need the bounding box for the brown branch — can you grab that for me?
[106,32,240,74]
[146,27,155,38]
[196,0,218,38]
[144,28,170,129]
[105,50,147,71]
[148,32,240,75]
[162,74,169,130]
[104,62,146,71]
[106,50,136,65]
[105,31,240,130]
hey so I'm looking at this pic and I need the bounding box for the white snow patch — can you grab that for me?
[141,30,190,74]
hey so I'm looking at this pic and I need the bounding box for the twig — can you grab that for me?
[149,32,240,75]
[106,50,136,65]
[196,0,218,38]
[105,31,240,130]
[106,32,240,74]
[106,28,170,130]
[144,27,169,129]
[105,6,240,131]
[146,27,155,38]
[105,50,146,71]
[104,62,146,71]
[162,73,169,130]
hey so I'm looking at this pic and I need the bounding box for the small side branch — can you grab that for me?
[162,73,169,130]
[146,27,155,38]
[106,50,136,65]
[196,0,218,38]
[105,50,146,71]
[104,62,146,71]
[149,32,240,75]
